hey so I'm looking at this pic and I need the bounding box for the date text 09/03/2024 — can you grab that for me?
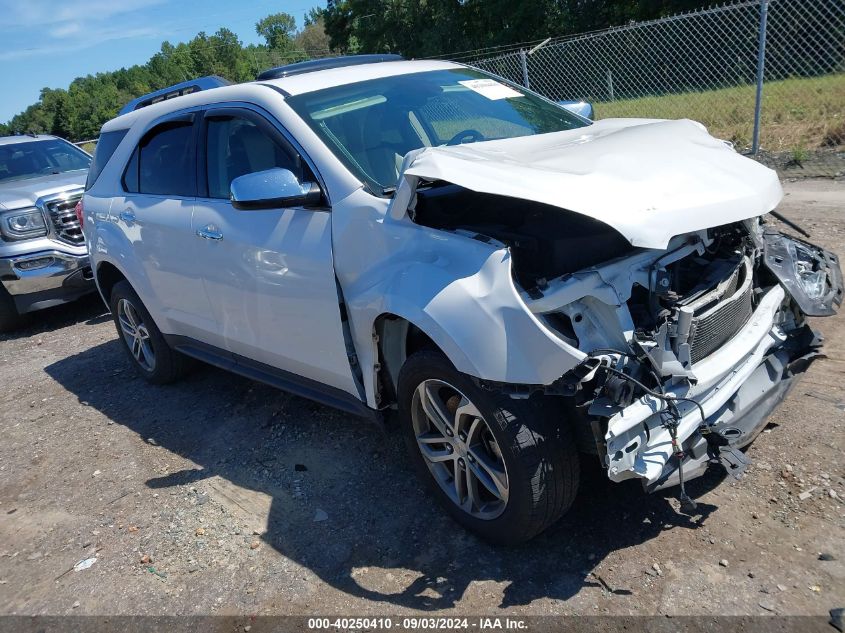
[307,617,528,630]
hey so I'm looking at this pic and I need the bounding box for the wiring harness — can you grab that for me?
[586,349,707,512]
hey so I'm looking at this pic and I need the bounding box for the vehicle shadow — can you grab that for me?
[45,340,722,610]
[0,293,108,341]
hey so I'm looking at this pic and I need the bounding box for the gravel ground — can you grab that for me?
[0,179,843,618]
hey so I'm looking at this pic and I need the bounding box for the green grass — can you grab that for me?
[595,74,845,153]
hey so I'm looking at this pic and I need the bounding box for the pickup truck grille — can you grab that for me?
[688,258,754,364]
[45,192,84,245]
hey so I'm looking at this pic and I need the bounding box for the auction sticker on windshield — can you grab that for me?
[458,79,524,100]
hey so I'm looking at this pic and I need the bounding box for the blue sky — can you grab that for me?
[0,0,323,123]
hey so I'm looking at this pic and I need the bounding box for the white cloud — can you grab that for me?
[0,25,161,61]
[49,22,82,38]
[0,0,168,60]
[0,0,166,29]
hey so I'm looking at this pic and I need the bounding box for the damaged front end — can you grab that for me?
[520,218,842,491]
[394,123,841,495]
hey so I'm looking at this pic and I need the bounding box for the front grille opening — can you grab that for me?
[626,223,760,366]
[688,258,754,364]
[46,194,84,245]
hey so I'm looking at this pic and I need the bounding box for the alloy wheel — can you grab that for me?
[117,298,156,372]
[411,379,509,519]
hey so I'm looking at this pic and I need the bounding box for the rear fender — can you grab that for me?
[88,218,160,321]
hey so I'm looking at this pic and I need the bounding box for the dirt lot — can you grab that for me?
[0,180,843,620]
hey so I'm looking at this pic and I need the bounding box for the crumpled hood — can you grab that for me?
[0,171,87,211]
[401,118,783,250]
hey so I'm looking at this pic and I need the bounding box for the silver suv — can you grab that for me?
[0,135,94,331]
[83,57,843,543]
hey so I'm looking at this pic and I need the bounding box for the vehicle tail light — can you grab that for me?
[74,199,84,228]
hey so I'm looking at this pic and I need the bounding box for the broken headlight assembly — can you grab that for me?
[763,230,844,317]
[790,240,827,300]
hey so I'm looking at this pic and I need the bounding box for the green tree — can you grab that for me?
[148,41,194,87]
[294,14,333,58]
[40,88,72,138]
[3,2,725,140]
[256,12,298,51]
[321,0,717,56]
[209,28,253,81]
[304,7,324,26]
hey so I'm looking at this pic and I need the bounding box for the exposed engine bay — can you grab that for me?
[413,182,634,289]
[410,181,844,494]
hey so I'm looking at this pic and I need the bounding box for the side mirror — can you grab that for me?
[230,168,322,210]
[558,100,594,120]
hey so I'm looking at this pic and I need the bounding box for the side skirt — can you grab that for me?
[163,334,383,424]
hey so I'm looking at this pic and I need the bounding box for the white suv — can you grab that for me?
[82,56,842,543]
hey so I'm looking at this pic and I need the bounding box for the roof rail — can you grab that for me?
[118,76,231,116]
[256,54,404,81]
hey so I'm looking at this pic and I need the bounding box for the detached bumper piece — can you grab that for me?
[602,230,842,495]
[647,329,816,492]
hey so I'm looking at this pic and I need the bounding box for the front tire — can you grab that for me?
[398,351,579,544]
[109,280,190,384]
[0,286,25,333]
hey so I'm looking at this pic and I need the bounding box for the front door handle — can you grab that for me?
[196,225,223,241]
[119,210,136,224]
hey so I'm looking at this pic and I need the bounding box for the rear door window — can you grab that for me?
[123,118,196,196]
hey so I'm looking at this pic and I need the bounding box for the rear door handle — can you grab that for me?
[196,225,223,241]
[119,210,137,224]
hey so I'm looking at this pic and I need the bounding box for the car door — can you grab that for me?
[191,105,359,397]
[114,112,219,343]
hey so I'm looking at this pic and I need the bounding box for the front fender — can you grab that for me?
[348,248,585,407]
[334,192,586,407]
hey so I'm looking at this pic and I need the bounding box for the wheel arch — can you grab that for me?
[94,260,127,306]
[374,313,443,406]
[349,260,585,409]
[92,254,158,322]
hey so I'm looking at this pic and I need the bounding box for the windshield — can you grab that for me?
[0,138,91,183]
[286,68,589,194]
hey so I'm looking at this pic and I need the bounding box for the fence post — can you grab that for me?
[520,49,530,89]
[752,0,769,155]
[606,69,615,101]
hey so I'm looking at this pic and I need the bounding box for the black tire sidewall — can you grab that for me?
[109,280,178,384]
[0,286,24,333]
[398,350,575,544]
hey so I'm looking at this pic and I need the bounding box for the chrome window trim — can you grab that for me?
[120,192,197,202]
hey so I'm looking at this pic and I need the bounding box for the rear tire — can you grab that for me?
[0,286,25,333]
[398,350,579,544]
[109,280,190,384]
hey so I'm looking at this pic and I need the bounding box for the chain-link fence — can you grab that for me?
[457,0,844,178]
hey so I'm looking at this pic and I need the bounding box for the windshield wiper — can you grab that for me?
[381,186,396,196]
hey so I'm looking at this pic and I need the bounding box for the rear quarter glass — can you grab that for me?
[86,129,129,190]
